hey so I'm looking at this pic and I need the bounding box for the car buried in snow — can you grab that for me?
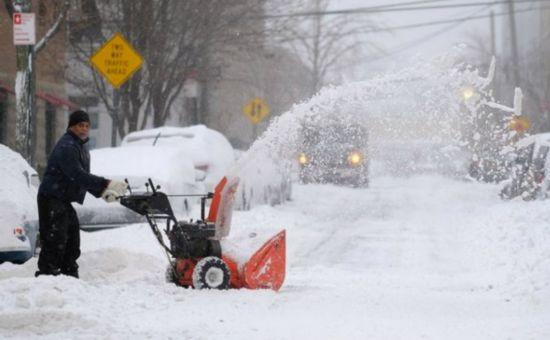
[0,144,40,265]
[75,145,205,231]
[297,122,369,187]
[120,125,235,193]
[500,132,550,200]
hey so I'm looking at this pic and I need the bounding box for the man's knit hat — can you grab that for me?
[68,110,90,128]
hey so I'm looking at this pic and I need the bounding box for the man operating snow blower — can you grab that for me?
[35,110,128,278]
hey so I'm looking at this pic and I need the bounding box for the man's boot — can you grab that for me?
[61,269,79,279]
[35,268,61,277]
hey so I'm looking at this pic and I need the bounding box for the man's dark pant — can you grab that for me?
[36,193,80,278]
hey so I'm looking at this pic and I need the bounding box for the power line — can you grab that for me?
[363,6,494,63]
[360,4,550,64]
[335,4,493,69]
[338,0,453,11]
[361,4,549,33]
[266,0,453,19]
[262,0,550,19]
[279,4,548,41]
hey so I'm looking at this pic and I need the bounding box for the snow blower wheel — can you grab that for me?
[192,256,231,290]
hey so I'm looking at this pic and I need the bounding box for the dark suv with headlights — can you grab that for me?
[298,123,369,187]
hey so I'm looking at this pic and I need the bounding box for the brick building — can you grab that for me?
[0,1,77,171]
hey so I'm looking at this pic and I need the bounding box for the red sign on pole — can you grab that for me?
[13,13,36,45]
[13,13,22,25]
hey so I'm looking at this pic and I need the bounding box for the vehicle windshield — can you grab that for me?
[302,124,367,152]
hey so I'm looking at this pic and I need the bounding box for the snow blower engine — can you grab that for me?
[119,177,286,290]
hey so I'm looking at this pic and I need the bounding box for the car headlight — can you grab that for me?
[347,151,362,166]
[298,153,309,165]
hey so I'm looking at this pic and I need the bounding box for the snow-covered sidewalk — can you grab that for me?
[1,175,549,339]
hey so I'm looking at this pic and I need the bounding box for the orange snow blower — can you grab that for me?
[120,177,286,290]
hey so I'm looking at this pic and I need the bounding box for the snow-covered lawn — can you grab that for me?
[1,175,549,339]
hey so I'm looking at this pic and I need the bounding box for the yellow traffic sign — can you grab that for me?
[90,32,143,89]
[243,98,270,125]
[509,115,530,133]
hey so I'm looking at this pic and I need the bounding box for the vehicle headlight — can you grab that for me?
[298,153,309,165]
[347,151,362,166]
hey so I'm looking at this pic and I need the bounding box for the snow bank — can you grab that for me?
[233,150,291,211]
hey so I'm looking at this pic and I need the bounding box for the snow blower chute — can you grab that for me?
[119,177,286,290]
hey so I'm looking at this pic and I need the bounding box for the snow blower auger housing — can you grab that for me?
[120,177,286,291]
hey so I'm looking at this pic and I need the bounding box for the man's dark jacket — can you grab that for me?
[39,131,108,204]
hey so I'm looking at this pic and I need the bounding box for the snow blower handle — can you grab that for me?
[124,178,132,195]
[148,178,157,194]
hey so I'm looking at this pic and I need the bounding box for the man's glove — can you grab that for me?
[102,180,128,203]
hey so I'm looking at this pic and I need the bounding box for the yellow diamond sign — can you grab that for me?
[243,98,270,125]
[90,32,143,89]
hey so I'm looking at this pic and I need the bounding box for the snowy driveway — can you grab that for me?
[1,175,549,339]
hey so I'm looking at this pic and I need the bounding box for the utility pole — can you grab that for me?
[507,0,521,87]
[111,90,119,147]
[490,11,496,57]
[311,0,323,95]
[5,0,69,165]
[490,10,498,99]
[11,0,36,164]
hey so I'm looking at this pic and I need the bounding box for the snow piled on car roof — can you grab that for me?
[90,145,196,183]
[121,125,235,192]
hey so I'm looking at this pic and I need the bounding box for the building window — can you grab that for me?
[45,103,56,155]
[0,90,7,144]
[89,112,99,129]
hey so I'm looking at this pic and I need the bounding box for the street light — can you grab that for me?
[298,153,309,165]
[462,86,475,101]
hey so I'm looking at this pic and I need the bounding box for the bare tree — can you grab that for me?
[274,0,379,95]
[3,0,70,164]
[67,0,268,145]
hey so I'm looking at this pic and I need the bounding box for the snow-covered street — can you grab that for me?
[1,175,549,339]
[2,0,550,338]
